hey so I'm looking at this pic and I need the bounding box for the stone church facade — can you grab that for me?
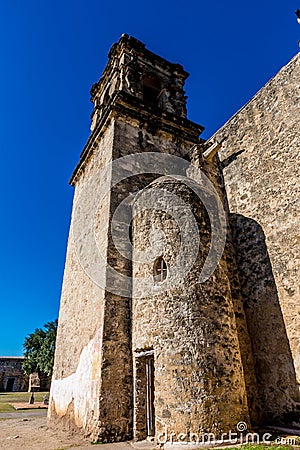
[48,35,300,442]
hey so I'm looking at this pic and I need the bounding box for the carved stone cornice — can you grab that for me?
[69,90,204,186]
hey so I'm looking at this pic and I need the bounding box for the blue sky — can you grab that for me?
[0,0,298,355]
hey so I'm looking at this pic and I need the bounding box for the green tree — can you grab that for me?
[23,319,58,376]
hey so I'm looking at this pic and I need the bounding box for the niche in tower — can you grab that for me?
[142,73,161,106]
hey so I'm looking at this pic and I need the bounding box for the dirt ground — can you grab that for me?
[0,413,133,450]
[1,414,300,450]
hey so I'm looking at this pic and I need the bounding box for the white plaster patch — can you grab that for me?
[49,327,102,428]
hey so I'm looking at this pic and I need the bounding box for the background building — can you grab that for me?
[0,357,28,392]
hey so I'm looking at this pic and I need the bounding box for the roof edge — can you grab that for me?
[210,52,300,141]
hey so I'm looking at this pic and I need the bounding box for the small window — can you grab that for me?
[142,74,161,105]
[153,256,167,282]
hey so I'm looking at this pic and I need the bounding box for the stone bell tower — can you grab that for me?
[48,34,208,442]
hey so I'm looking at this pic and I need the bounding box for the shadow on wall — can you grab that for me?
[230,213,300,427]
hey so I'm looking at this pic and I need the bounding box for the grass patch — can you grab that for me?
[0,403,15,413]
[0,391,49,413]
[0,391,49,403]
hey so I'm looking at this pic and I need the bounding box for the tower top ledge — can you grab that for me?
[89,34,191,131]
[107,34,188,78]
[69,36,204,186]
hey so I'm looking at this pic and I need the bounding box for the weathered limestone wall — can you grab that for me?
[50,109,258,440]
[132,176,250,440]
[49,113,195,441]
[50,33,207,441]
[222,226,260,426]
[49,121,114,436]
[196,153,259,427]
[214,53,300,425]
[99,117,205,442]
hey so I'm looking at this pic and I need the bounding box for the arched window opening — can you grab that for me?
[142,74,161,106]
[153,256,167,282]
